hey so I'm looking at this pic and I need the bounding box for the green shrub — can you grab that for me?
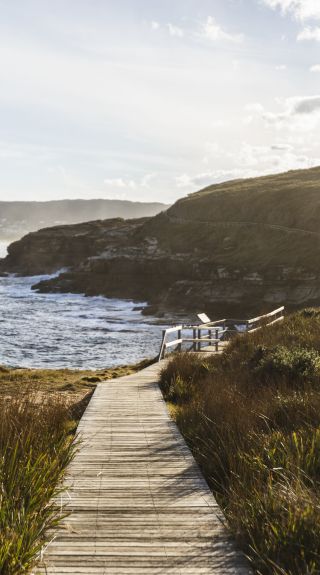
[251,345,320,384]
[160,309,320,574]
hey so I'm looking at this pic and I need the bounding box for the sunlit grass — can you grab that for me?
[0,391,77,575]
[160,309,320,574]
[0,357,154,574]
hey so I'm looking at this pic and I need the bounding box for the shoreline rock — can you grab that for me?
[2,166,320,318]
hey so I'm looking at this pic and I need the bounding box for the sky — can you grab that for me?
[0,0,319,204]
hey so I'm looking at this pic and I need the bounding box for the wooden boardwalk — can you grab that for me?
[38,362,250,574]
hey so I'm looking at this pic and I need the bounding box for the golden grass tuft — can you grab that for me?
[160,310,320,574]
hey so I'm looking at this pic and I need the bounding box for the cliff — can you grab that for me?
[2,166,320,316]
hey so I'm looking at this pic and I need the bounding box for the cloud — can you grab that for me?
[175,170,246,189]
[262,0,320,21]
[141,173,157,187]
[167,23,184,38]
[293,95,320,114]
[297,26,320,40]
[247,96,320,130]
[201,16,244,43]
[152,17,243,44]
[104,178,137,190]
[310,64,320,71]
[275,64,287,70]
[104,173,156,191]
[245,103,265,113]
[176,142,320,191]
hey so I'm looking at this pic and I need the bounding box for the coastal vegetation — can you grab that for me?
[2,166,320,318]
[160,309,320,574]
[0,360,149,574]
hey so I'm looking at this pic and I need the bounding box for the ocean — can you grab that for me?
[0,241,165,369]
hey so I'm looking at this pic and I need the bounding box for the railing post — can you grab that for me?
[193,328,197,352]
[159,330,166,361]
[215,328,219,352]
[209,329,212,347]
[198,328,201,351]
[177,329,182,352]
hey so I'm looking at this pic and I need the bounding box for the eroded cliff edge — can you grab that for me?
[2,166,320,317]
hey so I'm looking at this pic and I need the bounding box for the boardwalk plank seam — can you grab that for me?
[37,362,251,574]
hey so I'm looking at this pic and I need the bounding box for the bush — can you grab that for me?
[0,391,77,575]
[251,345,320,384]
[160,309,320,574]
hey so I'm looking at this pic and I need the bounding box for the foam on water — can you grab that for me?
[0,241,8,258]
[0,273,164,369]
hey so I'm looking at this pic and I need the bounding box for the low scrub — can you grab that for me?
[0,390,77,575]
[160,310,320,574]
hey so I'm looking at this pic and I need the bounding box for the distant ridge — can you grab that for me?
[3,166,320,317]
[0,198,169,240]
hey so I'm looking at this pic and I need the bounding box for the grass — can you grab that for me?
[139,166,320,270]
[160,309,320,575]
[0,390,76,574]
[0,357,154,574]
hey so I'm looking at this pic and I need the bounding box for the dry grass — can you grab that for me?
[0,357,154,400]
[0,357,155,574]
[160,309,320,575]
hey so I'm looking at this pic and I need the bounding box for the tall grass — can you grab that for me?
[160,309,320,575]
[0,390,77,574]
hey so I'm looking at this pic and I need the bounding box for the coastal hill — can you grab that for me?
[2,166,320,316]
[0,199,169,241]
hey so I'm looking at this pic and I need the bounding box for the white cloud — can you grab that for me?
[310,64,320,71]
[141,173,156,187]
[262,0,320,21]
[176,141,320,191]
[151,21,160,30]
[167,23,184,38]
[275,64,287,70]
[201,16,244,43]
[247,95,320,130]
[245,102,265,113]
[104,178,137,190]
[297,26,320,40]
[175,170,244,189]
[104,174,156,191]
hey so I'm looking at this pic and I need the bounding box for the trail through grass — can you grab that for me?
[160,309,320,574]
[0,357,154,574]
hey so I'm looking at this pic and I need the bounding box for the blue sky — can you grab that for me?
[0,0,319,202]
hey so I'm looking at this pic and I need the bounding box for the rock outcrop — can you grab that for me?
[2,166,320,317]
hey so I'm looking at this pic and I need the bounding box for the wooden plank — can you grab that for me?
[36,362,251,574]
[165,338,183,348]
[165,325,183,334]
[247,306,284,325]
[249,315,284,333]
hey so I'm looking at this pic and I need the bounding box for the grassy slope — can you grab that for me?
[160,310,320,575]
[140,166,320,269]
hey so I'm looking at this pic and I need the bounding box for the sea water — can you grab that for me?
[0,271,165,370]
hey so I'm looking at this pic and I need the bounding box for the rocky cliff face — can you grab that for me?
[2,166,320,317]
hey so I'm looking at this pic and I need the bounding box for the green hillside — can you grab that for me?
[3,166,320,316]
[140,166,320,269]
[172,166,320,229]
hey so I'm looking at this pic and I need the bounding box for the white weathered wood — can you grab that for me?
[247,306,284,325]
[37,362,250,574]
[165,325,184,335]
[165,338,184,348]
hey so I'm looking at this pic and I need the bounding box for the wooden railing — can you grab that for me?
[158,306,284,360]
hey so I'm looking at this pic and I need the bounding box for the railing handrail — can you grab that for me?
[158,306,285,360]
[247,306,284,325]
